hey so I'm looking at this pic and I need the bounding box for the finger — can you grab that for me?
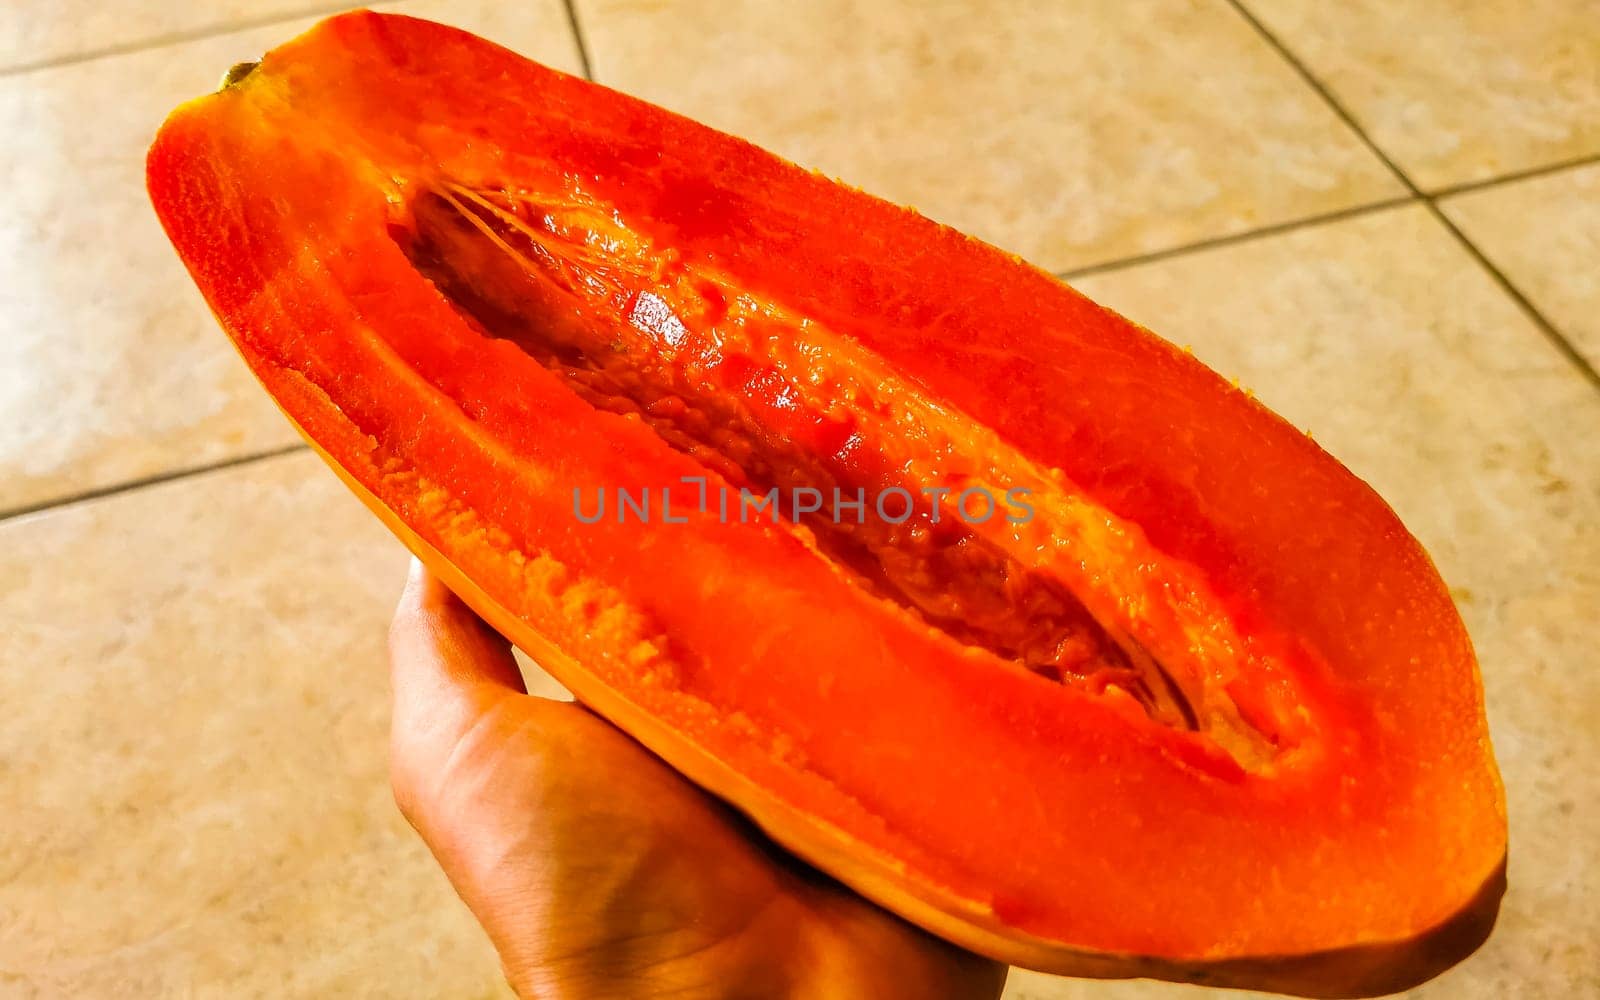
[390,556,528,698]
[388,558,528,801]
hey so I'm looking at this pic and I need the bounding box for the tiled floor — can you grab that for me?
[2,2,1595,998]
[1441,162,1600,370]
[1243,0,1600,191]
[577,0,1404,272]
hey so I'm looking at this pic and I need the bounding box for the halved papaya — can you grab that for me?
[147,11,1505,996]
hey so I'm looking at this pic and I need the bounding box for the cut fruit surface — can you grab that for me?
[397,178,1296,767]
[148,12,1506,997]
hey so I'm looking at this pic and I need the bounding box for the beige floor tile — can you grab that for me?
[1246,0,1600,190]
[0,23,317,516]
[0,0,345,72]
[1440,162,1600,371]
[0,0,586,74]
[0,3,579,517]
[573,0,1403,273]
[0,451,520,997]
[1018,205,1594,999]
[388,0,584,73]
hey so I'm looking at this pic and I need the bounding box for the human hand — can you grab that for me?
[388,560,1009,1000]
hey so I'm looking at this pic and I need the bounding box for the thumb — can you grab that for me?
[387,557,527,812]
[389,557,527,698]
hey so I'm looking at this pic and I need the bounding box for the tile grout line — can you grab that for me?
[1224,0,1600,394]
[0,1,405,78]
[1424,203,1600,390]
[0,444,309,526]
[1429,150,1600,201]
[561,0,596,81]
[1057,195,1416,282]
[1221,1,1415,193]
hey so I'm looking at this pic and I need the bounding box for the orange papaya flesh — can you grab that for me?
[147,12,1506,995]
